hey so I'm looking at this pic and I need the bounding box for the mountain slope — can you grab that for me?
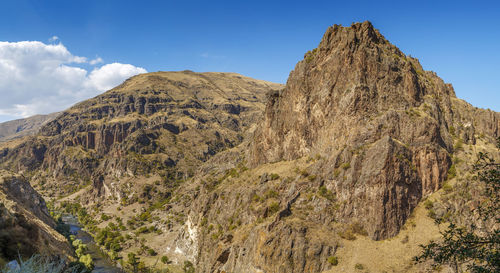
[0,71,282,197]
[175,22,499,273]
[0,113,59,143]
[0,170,72,265]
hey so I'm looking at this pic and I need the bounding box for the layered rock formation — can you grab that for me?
[0,71,282,196]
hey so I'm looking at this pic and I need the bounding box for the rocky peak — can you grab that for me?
[319,21,387,49]
[250,22,497,240]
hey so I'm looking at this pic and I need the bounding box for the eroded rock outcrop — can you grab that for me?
[250,21,498,240]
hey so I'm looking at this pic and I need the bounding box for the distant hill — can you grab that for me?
[0,113,59,142]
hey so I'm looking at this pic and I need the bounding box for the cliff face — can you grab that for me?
[178,22,499,273]
[0,71,282,197]
[0,170,72,263]
[250,21,499,240]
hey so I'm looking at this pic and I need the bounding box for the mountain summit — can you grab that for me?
[251,21,498,240]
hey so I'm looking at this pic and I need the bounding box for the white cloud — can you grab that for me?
[0,41,146,120]
[89,57,103,65]
[88,63,146,91]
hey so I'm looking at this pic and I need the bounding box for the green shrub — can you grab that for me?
[424,199,434,210]
[147,248,157,256]
[101,214,110,221]
[79,254,94,271]
[442,183,453,193]
[355,263,365,270]
[127,253,140,271]
[137,226,149,234]
[328,256,339,266]
[183,260,195,273]
[304,48,318,63]
[161,255,170,264]
[264,190,278,199]
[449,126,456,137]
[318,186,328,196]
[252,193,262,202]
[267,202,280,216]
[447,164,457,180]
[453,139,464,152]
[341,162,351,170]
[269,173,280,180]
[318,186,336,202]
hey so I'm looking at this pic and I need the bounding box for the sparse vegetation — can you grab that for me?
[318,186,335,201]
[355,263,365,270]
[267,201,280,216]
[328,256,339,266]
[161,255,170,264]
[340,162,351,170]
[416,138,500,273]
[304,48,318,63]
[0,255,75,273]
[447,164,457,180]
[183,260,195,273]
[269,173,280,180]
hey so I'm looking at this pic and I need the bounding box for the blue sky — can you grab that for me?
[0,0,498,122]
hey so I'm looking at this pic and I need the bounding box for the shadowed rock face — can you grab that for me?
[250,21,499,240]
[0,170,72,262]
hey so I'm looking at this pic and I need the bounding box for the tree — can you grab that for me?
[161,255,170,264]
[415,138,500,272]
[127,252,140,272]
[79,254,94,271]
[183,260,195,273]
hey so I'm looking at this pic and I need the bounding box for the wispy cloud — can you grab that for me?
[200,52,226,59]
[48,35,59,43]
